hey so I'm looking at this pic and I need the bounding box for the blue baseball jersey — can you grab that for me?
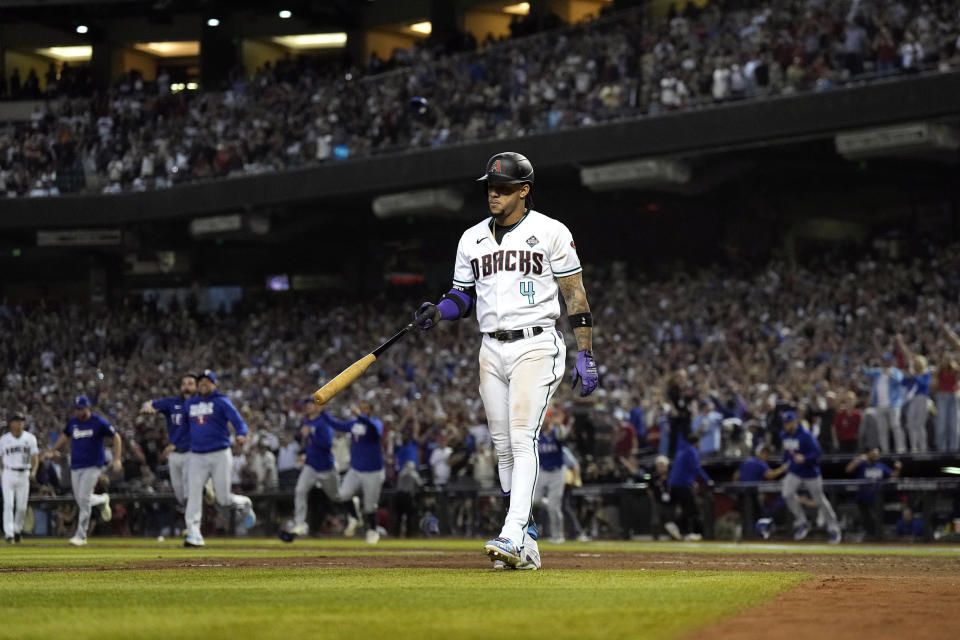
[64,414,116,470]
[780,425,822,478]
[853,460,893,502]
[538,427,564,471]
[185,391,248,453]
[668,438,711,488]
[321,411,383,472]
[151,396,191,450]
[737,456,770,482]
[303,415,335,472]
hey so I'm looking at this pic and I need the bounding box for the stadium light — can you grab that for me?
[133,41,200,57]
[278,9,292,19]
[76,24,88,34]
[186,82,198,90]
[271,33,348,49]
[503,2,530,15]
[408,21,432,35]
[207,17,220,27]
[942,467,960,476]
[36,46,93,61]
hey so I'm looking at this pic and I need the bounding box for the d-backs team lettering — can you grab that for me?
[472,250,544,279]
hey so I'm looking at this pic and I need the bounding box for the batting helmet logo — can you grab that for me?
[493,160,501,173]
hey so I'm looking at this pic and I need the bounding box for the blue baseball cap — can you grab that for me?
[74,395,91,409]
[781,410,798,423]
[199,369,218,384]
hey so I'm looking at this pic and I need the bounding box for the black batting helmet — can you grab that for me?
[476,152,534,186]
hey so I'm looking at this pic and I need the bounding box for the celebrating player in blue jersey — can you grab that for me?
[780,410,841,543]
[183,370,255,547]
[51,395,122,546]
[667,431,712,541]
[321,402,385,544]
[140,374,197,509]
[733,446,787,539]
[285,400,355,539]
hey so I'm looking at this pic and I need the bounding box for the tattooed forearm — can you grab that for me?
[557,272,593,351]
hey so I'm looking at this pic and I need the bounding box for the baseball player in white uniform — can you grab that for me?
[1,412,39,543]
[415,152,599,569]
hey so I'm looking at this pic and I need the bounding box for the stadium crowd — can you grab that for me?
[1,0,959,197]
[3,238,960,512]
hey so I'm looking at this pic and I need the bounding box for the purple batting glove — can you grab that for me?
[570,349,599,397]
[414,302,438,331]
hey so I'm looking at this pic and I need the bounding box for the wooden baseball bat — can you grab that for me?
[313,323,413,406]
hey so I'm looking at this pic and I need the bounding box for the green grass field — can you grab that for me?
[1,539,955,640]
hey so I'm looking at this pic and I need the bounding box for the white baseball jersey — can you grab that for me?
[0,431,39,470]
[452,210,582,333]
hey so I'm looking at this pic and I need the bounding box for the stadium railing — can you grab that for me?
[20,477,960,542]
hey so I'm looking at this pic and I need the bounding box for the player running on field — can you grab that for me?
[183,370,255,547]
[140,373,197,510]
[51,395,122,546]
[286,400,357,538]
[321,402,385,544]
[780,410,842,543]
[1,412,39,543]
[415,152,599,569]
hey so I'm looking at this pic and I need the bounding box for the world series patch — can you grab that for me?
[526,236,538,247]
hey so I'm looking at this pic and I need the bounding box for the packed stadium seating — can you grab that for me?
[1,0,958,197]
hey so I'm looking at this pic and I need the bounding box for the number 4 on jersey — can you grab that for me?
[520,280,535,305]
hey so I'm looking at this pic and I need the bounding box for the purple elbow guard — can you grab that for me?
[437,297,461,321]
[438,288,472,321]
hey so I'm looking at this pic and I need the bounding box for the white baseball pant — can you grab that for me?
[295,465,340,527]
[71,466,107,541]
[479,329,565,545]
[185,448,250,539]
[2,468,30,538]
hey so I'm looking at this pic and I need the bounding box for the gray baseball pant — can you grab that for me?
[338,468,385,514]
[533,467,565,538]
[168,451,189,507]
[781,473,839,533]
[185,448,249,539]
[295,465,340,527]
[71,466,107,541]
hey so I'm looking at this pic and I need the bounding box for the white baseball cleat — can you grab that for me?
[100,494,112,522]
[290,523,308,536]
[548,536,565,545]
[683,533,703,542]
[344,515,359,537]
[365,529,380,544]
[576,532,593,543]
[204,479,216,505]
[68,536,86,547]
[518,524,542,570]
[484,537,522,568]
[241,497,256,529]
[183,534,205,548]
[664,522,682,540]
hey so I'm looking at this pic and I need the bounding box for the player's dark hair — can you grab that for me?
[182,373,198,382]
